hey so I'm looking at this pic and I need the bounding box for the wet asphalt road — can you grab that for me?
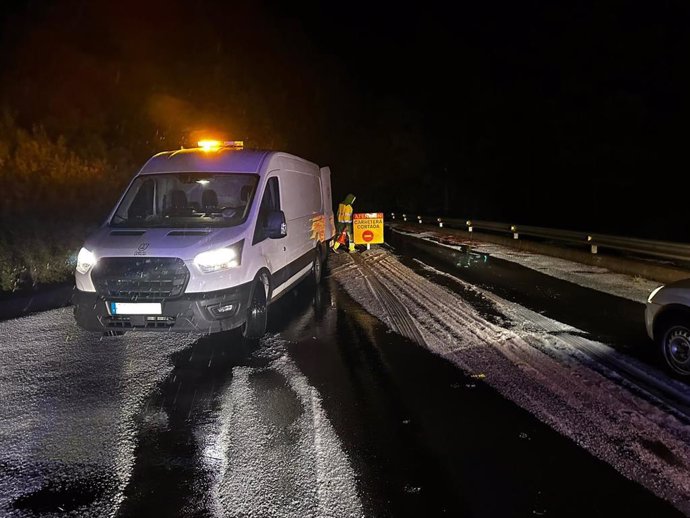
[0,255,685,516]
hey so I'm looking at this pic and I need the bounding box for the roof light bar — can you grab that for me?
[197,140,244,151]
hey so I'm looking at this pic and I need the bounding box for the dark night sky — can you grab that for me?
[1,0,689,239]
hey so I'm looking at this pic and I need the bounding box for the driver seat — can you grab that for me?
[202,189,218,210]
[170,189,188,209]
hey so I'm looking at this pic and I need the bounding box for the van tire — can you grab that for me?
[242,273,269,339]
[312,246,323,285]
[321,241,330,268]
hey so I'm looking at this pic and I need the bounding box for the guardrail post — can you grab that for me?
[511,225,519,239]
[466,220,473,233]
[402,213,407,222]
[587,236,597,254]
[417,215,423,224]
[391,212,396,220]
[437,218,443,228]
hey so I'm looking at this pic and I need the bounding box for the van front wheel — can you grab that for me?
[242,273,269,339]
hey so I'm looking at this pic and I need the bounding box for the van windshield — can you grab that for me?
[110,173,259,228]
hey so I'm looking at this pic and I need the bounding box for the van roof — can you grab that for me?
[139,148,271,175]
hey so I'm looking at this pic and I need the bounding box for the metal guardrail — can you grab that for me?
[388,213,690,263]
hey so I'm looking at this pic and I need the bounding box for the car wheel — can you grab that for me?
[660,322,690,376]
[312,246,323,285]
[242,273,269,339]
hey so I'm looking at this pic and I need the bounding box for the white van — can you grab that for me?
[73,141,335,338]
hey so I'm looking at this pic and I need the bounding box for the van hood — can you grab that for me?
[83,226,248,261]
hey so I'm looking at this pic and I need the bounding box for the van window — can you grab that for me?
[127,178,154,219]
[110,173,258,228]
[253,177,281,244]
[262,177,281,211]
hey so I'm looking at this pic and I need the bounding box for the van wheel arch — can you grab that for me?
[249,268,272,304]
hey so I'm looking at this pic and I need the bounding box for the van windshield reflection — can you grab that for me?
[110,173,259,228]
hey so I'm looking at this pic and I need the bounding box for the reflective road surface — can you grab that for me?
[0,268,684,517]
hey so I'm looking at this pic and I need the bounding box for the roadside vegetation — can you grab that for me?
[0,114,128,294]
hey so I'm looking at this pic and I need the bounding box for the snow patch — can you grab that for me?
[199,336,363,518]
[331,248,690,515]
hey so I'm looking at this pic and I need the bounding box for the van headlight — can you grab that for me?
[647,285,664,304]
[194,241,243,273]
[76,247,97,274]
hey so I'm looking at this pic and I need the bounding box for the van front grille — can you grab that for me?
[92,257,189,301]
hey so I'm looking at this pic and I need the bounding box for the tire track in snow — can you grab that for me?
[351,253,425,346]
[331,249,690,515]
[200,337,363,518]
[414,259,690,423]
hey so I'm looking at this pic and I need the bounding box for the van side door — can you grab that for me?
[281,170,321,278]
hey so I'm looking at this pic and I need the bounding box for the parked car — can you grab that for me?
[645,279,690,376]
[73,141,335,338]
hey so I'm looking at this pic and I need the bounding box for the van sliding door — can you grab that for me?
[281,170,322,282]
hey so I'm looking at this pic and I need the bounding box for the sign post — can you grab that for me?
[353,213,384,249]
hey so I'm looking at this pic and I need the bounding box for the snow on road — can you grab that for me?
[198,336,363,518]
[0,308,198,517]
[0,310,363,517]
[394,228,661,303]
[331,248,690,515]
[415,259,690,421]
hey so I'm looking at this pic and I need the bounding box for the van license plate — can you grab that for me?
[109,302,162,315]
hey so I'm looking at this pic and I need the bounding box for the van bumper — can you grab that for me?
[72,283,253,334]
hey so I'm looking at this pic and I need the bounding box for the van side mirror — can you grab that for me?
[265,210,287,239]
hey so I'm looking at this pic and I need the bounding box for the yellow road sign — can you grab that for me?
[353,212,384,245]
